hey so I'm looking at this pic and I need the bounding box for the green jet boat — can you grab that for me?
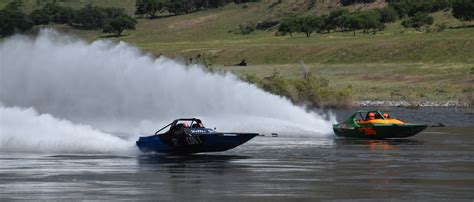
[333,110,428,139]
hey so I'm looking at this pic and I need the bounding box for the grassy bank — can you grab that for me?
[2,0,473,106]
[217,63,472,105]
[55,4,474,65]
[60,6,472,106]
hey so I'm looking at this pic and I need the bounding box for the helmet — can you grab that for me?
[382,113,389,118]
[368,112,375,120]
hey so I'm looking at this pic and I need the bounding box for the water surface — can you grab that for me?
[1,127,473,200]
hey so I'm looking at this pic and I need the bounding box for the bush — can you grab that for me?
[297,15,325,37]
[0,9,33,37]
[103,16,137,36]
[326,8,350,31]
[262,70,295,99]
[74,4,129,30]
[243,70,352,108]
[452,0,474,21]
[256,20,279,30]
[376,7,399,23]
[53,7,77,25]
[278,16,299,36]
[30,9,51,25]
[340,0,376,6]
[389,0,453,18]
[402,12,434,31]
[238,22,256,35]
[29,4,78,25]
[135,0,165,18]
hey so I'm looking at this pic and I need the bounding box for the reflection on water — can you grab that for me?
[335,139,424,151]
[1,127,474,200]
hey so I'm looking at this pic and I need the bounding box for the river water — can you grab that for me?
[1,108,473,200]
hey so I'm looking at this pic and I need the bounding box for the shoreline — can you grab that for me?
[354,100,470,108]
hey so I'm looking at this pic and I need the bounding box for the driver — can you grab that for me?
[192,120,204,128]
[367,112,376,120]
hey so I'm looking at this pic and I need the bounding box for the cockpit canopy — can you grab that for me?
[351,110,387,122]
[172,118,205,129]
[155,118,206,135]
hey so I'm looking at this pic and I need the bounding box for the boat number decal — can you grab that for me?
[185,136,202,145]
[358,127,376,136]
[191,129,208,133]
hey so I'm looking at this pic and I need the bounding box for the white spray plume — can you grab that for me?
[0,105,135,154]
[0,29,334,153]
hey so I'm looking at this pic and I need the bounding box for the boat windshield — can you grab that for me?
[175,119,205,129]
[355,111,385,121]
[155,119,207,135]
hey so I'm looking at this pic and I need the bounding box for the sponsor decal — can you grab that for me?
[190,129,212,133]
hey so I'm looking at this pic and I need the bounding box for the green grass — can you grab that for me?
[2,0,473,104]
[216,63,472,102]
[63,5,473,66]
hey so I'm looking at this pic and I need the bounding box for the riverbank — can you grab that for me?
[217,63,473,108]
[355,100,470,107]
[6,1,472,108]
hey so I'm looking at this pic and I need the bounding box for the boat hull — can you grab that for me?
[333,124,428,139]
[136,133,258,154]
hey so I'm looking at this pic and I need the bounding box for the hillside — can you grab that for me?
[1,0,473,105]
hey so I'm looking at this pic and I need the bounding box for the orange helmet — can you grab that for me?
[368,112,375,120]
[382,113,389,118]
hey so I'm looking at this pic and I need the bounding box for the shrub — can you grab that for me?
[0,9,33,37]
[238,22,256,35]
[452,0,474,21]
[278,16,299,36]
[402,12,434,31]
[30,9,51,25]
[103,16,137,36]
[376,7,399,23]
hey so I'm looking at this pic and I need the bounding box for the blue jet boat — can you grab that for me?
[136,118,258,154]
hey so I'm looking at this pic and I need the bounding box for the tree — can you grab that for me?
[343,11,384,36]
[52,6,77,25]
[278,16,299,37]
[388,0,453,18]
[0,9,33,37]
[74,4,107,29]
[452,0,474,21]
[135,0,165,18]
[297,16,324,37]
[30,8,51,25]
[326,8,350,32]
[402,12,434,31]
[4,0,23,11]
[346,13,363,36]
[29,4,77,25]
[358,11,384,35]
[103,16,137,36]
[377,7,399,23]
